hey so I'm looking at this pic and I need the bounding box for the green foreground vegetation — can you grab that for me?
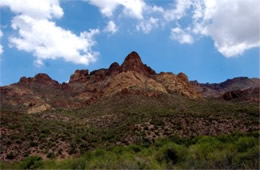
[1,132,259,169]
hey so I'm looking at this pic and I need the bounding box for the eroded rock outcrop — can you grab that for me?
[19,73,59,87]
[156,72,199,98]
[1,51,199,113]
[121,51,156,77]
[69,70,88,83]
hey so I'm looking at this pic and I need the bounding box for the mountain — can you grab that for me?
[190,77,260,100]
[0,52,259,167]
[0,51,199,114]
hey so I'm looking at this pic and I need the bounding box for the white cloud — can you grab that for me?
[171,27,193,44]
[0,0,63,19]
[166,0,260,57]
[164,0,192,21]
[104,20,118,34]
[0,30,3,54]
[87,0,118,17]
[201,0,260,57]
[149,5,164,13]
[10,15,99,66]
[136,17,159,34]
[87,0,145,19]
[1,0,259,60]
[0,0,100,65]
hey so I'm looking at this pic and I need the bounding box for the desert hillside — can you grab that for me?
[0,52,259,169]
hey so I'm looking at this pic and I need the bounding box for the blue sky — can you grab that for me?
[0,0,259,86]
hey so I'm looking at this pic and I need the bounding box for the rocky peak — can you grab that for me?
[107,62,120,76]
[18,76,31,85]
[177,72,188,82]
[122,51,142,66]
[2,51,202,113]
[18,73,59,86]
[34,73,53,82]
[69,70,89,83]
[121,51,156,76]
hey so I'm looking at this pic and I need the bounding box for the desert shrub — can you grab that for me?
[21,156,42,169]
[6,153,15,160]
[29,141,37,147]
[151,118,164,126]
[235,136,257,152]
[129,145,141,153]
[232,144,259,168]
[47,152,55,159]
[1,132,259,169]
[38,158,86,169]
[186,136,232,168]
[155,142,187,167]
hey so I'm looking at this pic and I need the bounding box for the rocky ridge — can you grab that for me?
[190,77,260,100]
[0,51,199,113]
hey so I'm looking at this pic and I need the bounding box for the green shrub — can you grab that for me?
[21,156,42,169]
[155,143,187,167]
[232,145,259,169]
[1,132,259,169]
[235,137,257,152]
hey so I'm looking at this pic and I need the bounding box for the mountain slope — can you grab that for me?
[0,51,259,165]
[1,93,259,161]
[1,51,198,114]
[190,77,260,98]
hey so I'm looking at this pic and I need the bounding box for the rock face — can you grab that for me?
[190,77,260,98]
[0,51,200,113]
[121,51,156,77]
[223,90,244,100]
[156,72,198,98]
[27,103,52,114]
[222,87,260,102]
[107,62,120,76]
[19,73,59,87]
[69,70,88,83]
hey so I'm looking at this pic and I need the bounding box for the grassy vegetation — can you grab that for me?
[1,132,259,169]
[0,93,259,168]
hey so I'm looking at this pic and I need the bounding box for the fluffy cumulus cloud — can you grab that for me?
[0,30,3,54]
[10,15,99,66]
[171,27,193,44]
[199,0,260,57]
[1,0,259,60]
[0,0,99,66]
[87,0,145,19]
[104,20,118,34]
[167,0,260,57]
[87,0,259,58]
[0,0,63,19]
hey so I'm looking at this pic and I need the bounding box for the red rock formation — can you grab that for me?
[18,73,59,87]
[69,70,88,83]
[177,72,188,82]
[107,62,120,76]
[121,51,156,77]
[1,51,200,113]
